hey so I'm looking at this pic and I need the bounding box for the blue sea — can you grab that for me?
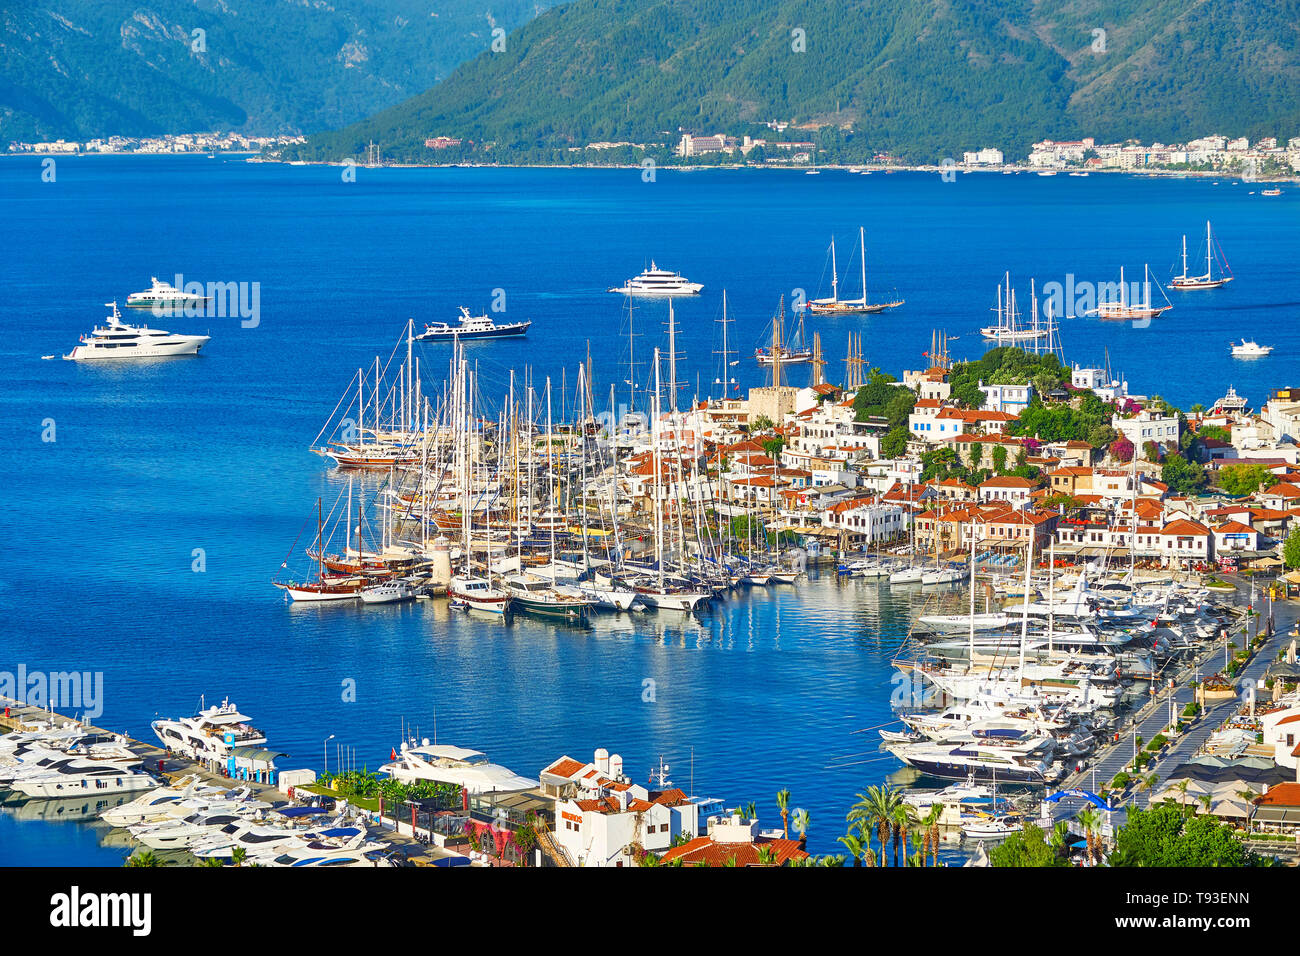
[0,157,1295,864]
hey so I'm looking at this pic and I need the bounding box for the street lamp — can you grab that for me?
[324,734,335,776]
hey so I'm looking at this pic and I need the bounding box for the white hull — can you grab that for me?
[608,284,703,297]
[278,585,360,602]
[637,590,709,611]
[917,612,1012,633]
[65,334,209,360]
[16,772,157,798]
[889,567,925,584]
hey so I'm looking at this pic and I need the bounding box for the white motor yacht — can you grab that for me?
[12,758,157,798]
[151,697,267,765]
[360,579,418,604]
[1230,340,1273,358]
[63,301,209,360]
[125,276,211,310]
[886,733,1056,785]
[415,307,530,341]
[448,574,510,613]
[607,262,703,296]
[379,741,539,794]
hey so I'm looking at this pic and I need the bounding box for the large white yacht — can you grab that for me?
[12,757,158,797]
[415,307,530,341]
[63,302,210,360]
[607,262,703,296]
[125,276,211,310]
[379,741,539,794]
[151,697,267,765]
[885,732,1058,785]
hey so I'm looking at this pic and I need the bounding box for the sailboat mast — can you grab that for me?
[859,225,867,307]
[668,298,678,415]
[830,238,838,302]
[1206,220,1213,278]
[546,376,556,579]
[652,348,664,590]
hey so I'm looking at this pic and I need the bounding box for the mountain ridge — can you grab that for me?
[0,1,558,143]
[285,0,1300,164]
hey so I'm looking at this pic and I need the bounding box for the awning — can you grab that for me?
[230,746,287,763]
[1253,806,1300,825]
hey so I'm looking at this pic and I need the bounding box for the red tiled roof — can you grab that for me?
[1161,519,1210,536]
[659,835,809,867]
[1256,782,1300,807]
[543,756,587,779]
[1214,521,1256,535]
[980,475,1038,488]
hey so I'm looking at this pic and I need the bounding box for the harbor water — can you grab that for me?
[0,157,1293,863]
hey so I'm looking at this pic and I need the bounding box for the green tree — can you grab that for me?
[991,444,1008,473]
[847,784,903,867]
[1284,526,1300,570]
[776,788,791,840]
[1110,803,1254,867]
[881,424,910,459]
[1161,453,1208,497]
[988,824,1066,867]
[1218,462,1272,497]
[791,807,810,849]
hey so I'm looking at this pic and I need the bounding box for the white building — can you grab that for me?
[540,749,699,867]
[978,381,1033,415]
[1111,408,1180,449]
[1071,364,1133,403]
[962,147,1004,166]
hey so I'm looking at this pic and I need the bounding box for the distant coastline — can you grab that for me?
[4,151,1296,184]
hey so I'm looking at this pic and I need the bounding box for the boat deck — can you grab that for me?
[0,695,445,865]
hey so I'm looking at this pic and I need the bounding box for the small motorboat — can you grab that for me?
[1230,340,1273,358]
[961,817,1024,840]
[360,580,418,604]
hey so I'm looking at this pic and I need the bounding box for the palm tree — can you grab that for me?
[1075,808,1101,866]
[921,805,943,866]
[791,807,810,850]
[847,784,902,867]
[722,854,739,867]
[199,856,224,868]
[890,802,917,867]
[124,850,163,868]
[231,847,248,868]
[775,788,791,839]
[1050,820,1071,862]
[755,845,778,866]
[837,832,865,867]
[742,800,757,821]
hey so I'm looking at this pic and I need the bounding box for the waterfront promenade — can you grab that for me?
[1051,585,1291,828]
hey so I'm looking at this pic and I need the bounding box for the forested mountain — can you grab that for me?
[288,0,1300,164]
[0,1,557,142]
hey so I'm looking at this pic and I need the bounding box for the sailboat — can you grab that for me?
[445,343,510,614]
[274,499,364,602]
[980,274,1048,344]
[806,227,903,314]
[755,298,812,366]
[1169,221,1233,290]
[1091,264,1172,320]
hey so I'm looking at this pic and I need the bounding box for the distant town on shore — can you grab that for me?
[11,127,1296,180]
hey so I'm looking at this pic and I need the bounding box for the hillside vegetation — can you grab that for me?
[288,0,1300,164]
[0,1,557,142]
